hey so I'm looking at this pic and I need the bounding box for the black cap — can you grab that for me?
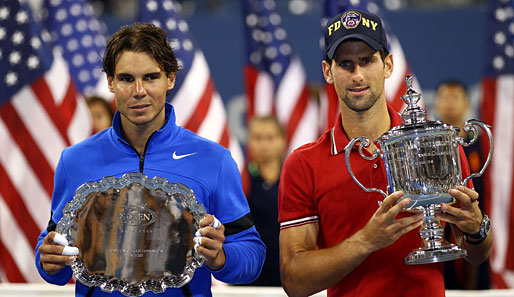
[324,10,387,59]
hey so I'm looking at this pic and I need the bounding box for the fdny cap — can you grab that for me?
[324,10,387,59]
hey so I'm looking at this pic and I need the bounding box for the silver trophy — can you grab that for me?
[56,172,206,296]
[344,76,493,265]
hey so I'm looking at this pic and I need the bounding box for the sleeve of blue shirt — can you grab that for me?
[207,151,266,284]
[34,152,74,285]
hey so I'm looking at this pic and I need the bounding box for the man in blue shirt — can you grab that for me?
[35,23,265,297]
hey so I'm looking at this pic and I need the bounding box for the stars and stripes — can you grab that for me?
[243,0,319,154]
[40,0,111,99]
[320,0,420,131]
[139,0,244,170]
[481,0,514,289]
[0,0,92,282]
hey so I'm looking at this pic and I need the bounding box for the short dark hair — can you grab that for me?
[248,115,285,138]
[102,23,180,78]
[324,39,389,64]
[86,96,115,119]
[436,79,468,97]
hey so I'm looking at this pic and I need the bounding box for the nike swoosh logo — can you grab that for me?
[172,151,197,160]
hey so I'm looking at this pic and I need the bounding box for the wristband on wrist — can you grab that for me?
[463,213,490,245]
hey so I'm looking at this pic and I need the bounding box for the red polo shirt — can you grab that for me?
[278,105,471,297]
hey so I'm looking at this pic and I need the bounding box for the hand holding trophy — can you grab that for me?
[344,76,494,265]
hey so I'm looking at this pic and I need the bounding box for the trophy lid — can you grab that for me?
[400,76,426,126]
[378,76,459,142]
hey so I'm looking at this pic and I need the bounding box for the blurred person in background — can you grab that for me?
[435,79,490,290]
[86,96,115,133]
[241,115,285,286]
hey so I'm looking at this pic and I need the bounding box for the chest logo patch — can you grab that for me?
[172,151,197,160]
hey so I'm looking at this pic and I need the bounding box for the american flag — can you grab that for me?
[243,0,319,154]
[320,0,420,131]
[40,0,111,99]
[481,0,514,289]
[139,0,244,170]
[0,0,92,282]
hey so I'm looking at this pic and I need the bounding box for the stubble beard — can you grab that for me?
[341,91,380,112]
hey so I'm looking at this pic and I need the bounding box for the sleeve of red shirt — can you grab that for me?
[459,145,474,189]
[278,151,318,226]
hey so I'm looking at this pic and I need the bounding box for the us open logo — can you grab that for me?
[117,205,156,226]
[341,11,362,29]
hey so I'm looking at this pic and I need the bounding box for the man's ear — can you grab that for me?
[383,54,394,79]
[322,60,333,84]
[167,73,176,91]
[107,75,114,93]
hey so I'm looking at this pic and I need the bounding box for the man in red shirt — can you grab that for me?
[278,9,492,297]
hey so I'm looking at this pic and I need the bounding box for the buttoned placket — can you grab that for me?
[369,158,387,197]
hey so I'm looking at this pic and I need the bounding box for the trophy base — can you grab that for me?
[405,244,467,265]
[400,193,454,210]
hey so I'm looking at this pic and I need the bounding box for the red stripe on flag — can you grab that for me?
[481,76,514,285]
[504,81,514,271]
[490,271,509,289]
[0,103,55,198]
[58,82,79,130]
[388,72,409,112]
[285,85,309,146]
[184,79,214,133]
[0,165,42,247]
[244,66,259,120]
[30,78,71,146]
[0,241,26,283]
[481,77,497,215]
[325,83,339,131]
[507,169,514,270]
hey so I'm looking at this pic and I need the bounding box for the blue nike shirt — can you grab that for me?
[35,103,266,297]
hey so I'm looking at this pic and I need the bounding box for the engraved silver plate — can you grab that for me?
[56,172,206,296]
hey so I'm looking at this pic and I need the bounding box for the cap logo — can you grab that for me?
[327,11,380,37]
[341,11,361,29]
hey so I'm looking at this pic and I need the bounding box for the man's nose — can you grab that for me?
[351,65,364,82]
[134,80,146,96]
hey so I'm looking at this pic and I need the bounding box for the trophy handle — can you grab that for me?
[457,119,494,186]
[344,137,387,198]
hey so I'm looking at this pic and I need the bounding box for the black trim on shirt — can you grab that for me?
[46,212,56,233]
[223,213,255,237]
[181,284,193,297]
[85,287,94,297]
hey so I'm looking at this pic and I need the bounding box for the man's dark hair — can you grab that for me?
[102,23,180,77]
[436,79,468,97]
[324,39,390,64]
[248,115,285,138]
[86,96,115,119]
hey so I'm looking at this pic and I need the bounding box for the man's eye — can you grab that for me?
[361,58,372,65]
[119,76,133,82]
[339,61,352,68]
[145,75,160,81]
